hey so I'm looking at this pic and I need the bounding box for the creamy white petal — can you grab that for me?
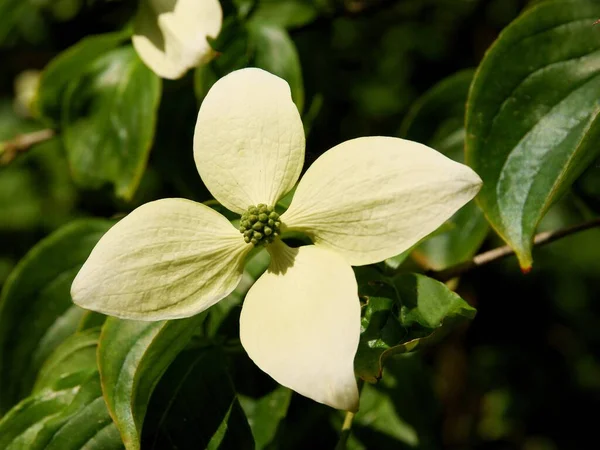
[240,242,360,411]
[71,198,251,320]
[282,136,482,266]
[194,68,305,214]
[132,0,222,79]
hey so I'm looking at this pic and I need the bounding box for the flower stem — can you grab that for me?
[428,218,600,282]
[334,411,356,450]
[335,379,364,450]
[0,128,55,165]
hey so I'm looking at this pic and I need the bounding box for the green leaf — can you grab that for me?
[352,355,440,448]
[142,348,254,449]
[465,0,600,269]
[0,0,28,44]
[61,45,161,200]
[249,23,304,112]
[239,386,292,449]
[0,219,112,413]
[98,315,206,450]
[250,0,320,29]
[37,30,130,122]
[0,331,124,450]
[401,69,489,270]
[354,269,476,382]
[33,328,100,394]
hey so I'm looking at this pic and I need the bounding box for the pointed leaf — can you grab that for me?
[466,0,600,269]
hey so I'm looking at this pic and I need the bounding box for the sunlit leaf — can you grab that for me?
[37,30,130,122]
[466,0,600,269]
[61,45,161,200]
[354,268,476,382]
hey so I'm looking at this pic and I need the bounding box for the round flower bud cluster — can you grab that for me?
[239,204,281,246]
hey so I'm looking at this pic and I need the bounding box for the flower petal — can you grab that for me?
[194,68,305,214]
[240,242,360,411]
[132,0,222,79]
[282,136,482,266]
[71,198,251,320]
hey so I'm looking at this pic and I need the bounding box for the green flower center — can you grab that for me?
[239,204,282,246]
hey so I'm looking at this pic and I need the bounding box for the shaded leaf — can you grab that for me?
[0,219,112,412]
[249,23,304,111]
[98,315,206,450]
[142,348,254,450]
[250,0,320,29]
[239,386,292,449]
[352,355,440,449]
[465,0,600,269]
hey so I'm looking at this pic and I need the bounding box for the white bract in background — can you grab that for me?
[71,68,482,411]
[132,0,223,79]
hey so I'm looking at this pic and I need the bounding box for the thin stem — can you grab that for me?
[334,411,356,450]
[0,128,55,165]
[334,379,364,450]
[428,218,600,282]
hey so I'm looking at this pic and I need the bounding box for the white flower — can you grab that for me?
[71,68,482,411]
[132,0,222,79]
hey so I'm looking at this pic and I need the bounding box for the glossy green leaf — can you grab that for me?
[0,219,112,412]
[37,30,130,122]
[0,330,123,450]
[98,315,206,450]
[142,348,254,449]
[401,69,489,270]
[62,45,161,200]
[354,268,476,382]
[239,386,292,449]
[250,23,304,112]
[465,0,600,269]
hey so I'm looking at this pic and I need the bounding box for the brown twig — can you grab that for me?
[0,129,55,165]
[428,218,600,282]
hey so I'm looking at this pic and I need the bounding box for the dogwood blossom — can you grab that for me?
[71,68,482,411]
[132,0,222,79]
